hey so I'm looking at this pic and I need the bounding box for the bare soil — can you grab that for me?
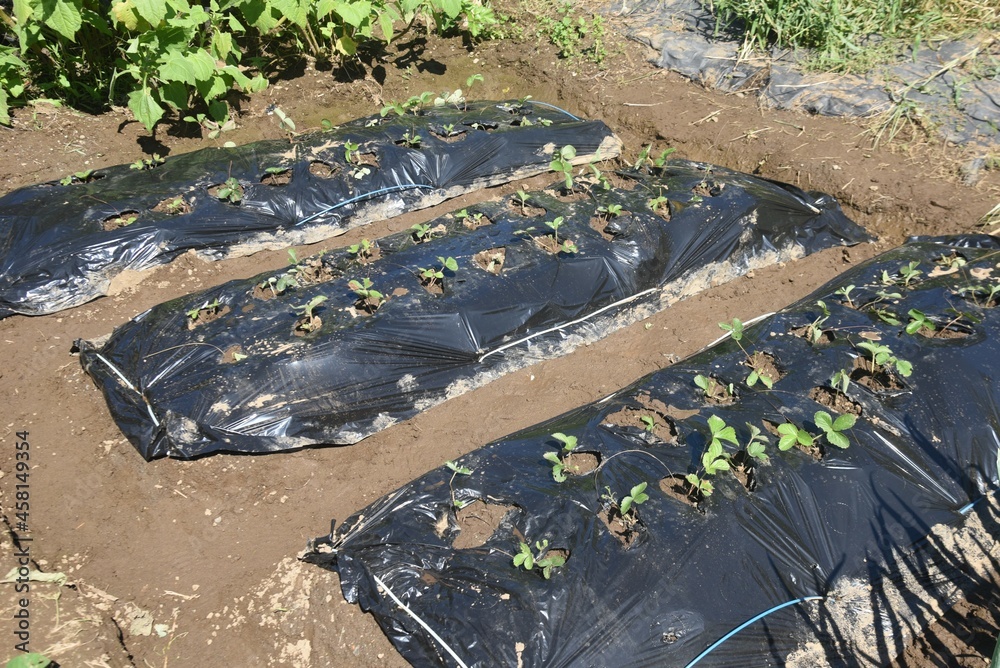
[0,17,997,668]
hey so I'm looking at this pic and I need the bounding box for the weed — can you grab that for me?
[129,154,164,170]
[634,144,677,170]
[444,460,473,509]
[293,295,328,333]
[545,216,567,244]
[271,106,296,133]
[513,539,565,579]
[538,2,607,64]
[216,177,243,204]
[549,145,577,190]
[586,162,611,190]
[905,309,935,335]
[348,277,384,313]
[185,114,238,140]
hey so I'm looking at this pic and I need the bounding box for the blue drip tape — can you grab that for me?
[525,100,581,121]
[684,596,824,667]
[294,183,436,227]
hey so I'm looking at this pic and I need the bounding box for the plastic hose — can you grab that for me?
[525,100,582,121]
[295,183,436,227]
[684,596,824,668]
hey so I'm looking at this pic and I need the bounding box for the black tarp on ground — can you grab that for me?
[0,100,621,317]
[78,160,868,461]
[304,235,1000,667]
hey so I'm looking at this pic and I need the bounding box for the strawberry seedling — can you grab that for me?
[549,145,577,190]
[348,239,375,262]
[60,169,95,185]
[814,411,856,449]
[216,177,243,204]
[444,460,473,509]
[905,309,935,335]
[186,298,221,322]
[348,278,384,314]
[856,341,912,377]
[293,295,328,333]
[513,539,565,580]
[543,432,578,482]
[129,154,164,170]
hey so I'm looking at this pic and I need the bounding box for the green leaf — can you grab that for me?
[433,0,462,18]
[335,0,372,28]
[196,73,230,101]
[832,414,856,431]
[814,411,833,433]
[378,10,395,42]
[133,0,167,25]
[542,451,561,465]
[211,30,234,61]
[826,431,850,449]
[159,80,188,110]
[796,430,813,446]
[620,497,632,515]
[716,426,737,445]
[0,89,10,126]
[270,0,309,26]
[896,359,913,377]
[6,653,52,668]
[316,0,336,16]
[128,88,164,130]
[40,0,83,40]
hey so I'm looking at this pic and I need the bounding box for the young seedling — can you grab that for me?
[936,253,967,269]
[905,309,936,335]
[834,284,857,308]
[743,424,769,464]
[344,141,360,164]
[814,411,856,449]
[348,278,384,313]
[434,89,465,108]
[777,421,815,452]
[411,223,433,242]
[702,414,736,475]
[587,162,611,190]
[513,539,566,580]
[856,341,913,377]
[271,106,296,133]
[596,203,622,220]
[873,308,901,326]
[543,432,578,482]
[441,123,457,136]
[549,145,577,190]
[545,216,567,244]
[514,190,531,213]
[652,147,676,168]
[694,374,733,400]
[444,460,473,509]
[418,257,458,289]
[347,238,375,262]
[293,295,328,332]
[455,209,486,227]
[805,300,831,344]
[617,482,649,526]
[350,166,371,179]
[640,415,655,433]
[216,177,243,204]
[129,154,164,170]
[647,195,669,213]
[958,282,1000,307]
[882,261,922,288]
[746,361,774,389]
[60,169,95,185]
[831,369,851,394]
[400,130,421,147]
[163,198,185,215]
[186,297,221,321]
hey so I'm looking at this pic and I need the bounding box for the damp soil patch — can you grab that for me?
[474,248,506,275]
[810,386,863,416]
[598,507,643,548]
[102,211,139,231]
[452,501,518,550]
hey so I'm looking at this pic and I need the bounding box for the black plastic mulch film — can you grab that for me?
[79,160,868,460]
[0,100,621,317]
[304,236,1000,668]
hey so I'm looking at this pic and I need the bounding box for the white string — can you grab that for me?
[372,574,469,668]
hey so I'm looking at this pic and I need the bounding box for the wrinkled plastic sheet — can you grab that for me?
[78,160,869,460]
[621,0,1000,147]
[305,235,1000,667]
[0,100,621,317]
